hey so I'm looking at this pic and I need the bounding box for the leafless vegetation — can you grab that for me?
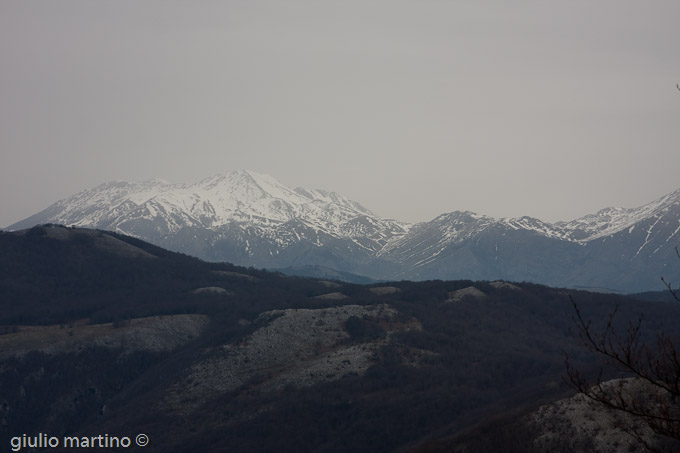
[566,247,680,451]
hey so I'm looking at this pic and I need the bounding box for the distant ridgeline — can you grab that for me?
[7,171,680,292]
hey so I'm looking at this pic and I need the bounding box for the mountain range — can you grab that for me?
[8,170,680,292]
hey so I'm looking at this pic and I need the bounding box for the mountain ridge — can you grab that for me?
[8,171,680,292]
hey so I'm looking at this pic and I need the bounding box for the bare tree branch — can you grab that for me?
[566,295,680,449]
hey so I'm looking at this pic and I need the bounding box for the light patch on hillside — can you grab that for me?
[369,286,401,295]
[447,286,487,302]
[211,270,258,281]
[490,281,521,291]
[0,314,209,358]
[191,286,234,295]
[312,292,348,300]
[530,379,662,453]
[163,304,426,412]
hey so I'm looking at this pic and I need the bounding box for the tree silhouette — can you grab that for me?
[566,247,680,451]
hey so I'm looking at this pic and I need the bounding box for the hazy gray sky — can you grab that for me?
[2,0,679,228]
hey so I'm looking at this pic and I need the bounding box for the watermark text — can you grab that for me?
[10,433,149,451]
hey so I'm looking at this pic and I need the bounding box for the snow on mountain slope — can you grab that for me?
[9,170,409,257]
[9,171,680,291]
[377,187,680,268]
[40,179,179,228]
[377,211,575,265]
[558,188,680,242]
[373,188,680,290]
[501,216,575,241]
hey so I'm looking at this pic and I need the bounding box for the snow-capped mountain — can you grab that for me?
[375,210,582,284]
[22,171,384,236]
[557,189,680,291]
[558,188,680,243]
[378,211,575,265]
[8,173,680,292]
[9,171,409,274]
[375,189,680,291]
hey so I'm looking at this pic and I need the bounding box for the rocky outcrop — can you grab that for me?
[529,379,663,453]
[163,304,424,412]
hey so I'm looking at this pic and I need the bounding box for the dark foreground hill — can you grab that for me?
[1,225,679,452]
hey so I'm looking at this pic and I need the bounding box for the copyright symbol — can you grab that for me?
[135,434,149,447]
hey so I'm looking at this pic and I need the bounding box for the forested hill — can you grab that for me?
[1,225,679,452]
[0,224,278,326]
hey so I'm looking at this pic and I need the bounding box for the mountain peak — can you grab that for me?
[558,187,680,241]
[8,174,680,292]
[196,171,307,207]
[8,171,402,257]
[655,187,680,207]
[432,210,487,223]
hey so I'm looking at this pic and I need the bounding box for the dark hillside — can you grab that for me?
[0,225,318,326]
[2,226,679,452]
